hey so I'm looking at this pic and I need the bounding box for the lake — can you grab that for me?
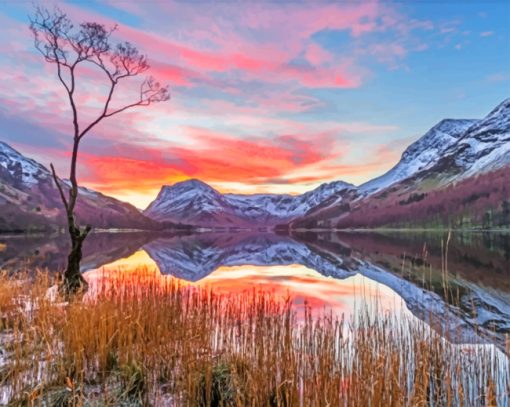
[1,230,509,351]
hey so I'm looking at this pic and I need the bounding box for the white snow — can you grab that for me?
[359,119,478,195]
[0,141,50,186]
[145,179,355,224]
[449,98,510,180]
[358,99,510,196]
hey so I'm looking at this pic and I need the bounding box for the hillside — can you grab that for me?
[291,99,510,230]
[0,141,161,232]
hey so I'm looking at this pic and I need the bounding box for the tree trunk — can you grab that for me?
[61,218,91,296]
[63,235,88,294]
[50,140,92,296]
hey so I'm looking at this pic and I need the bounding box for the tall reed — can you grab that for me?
[0,269,508,406]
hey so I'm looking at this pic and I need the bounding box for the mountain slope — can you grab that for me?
[359,118,478,194]
[144,179,355,227]
[432,98,510,181]
[0,141,159,231]
[292,98,510,229]
[144,179,245,226]
[343,165,510,229]
[361,98,510,194]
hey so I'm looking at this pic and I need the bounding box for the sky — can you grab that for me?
[0,0,509,209]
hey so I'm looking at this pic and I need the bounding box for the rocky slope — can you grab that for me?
[360,98,509,195]
[427,98,510,181]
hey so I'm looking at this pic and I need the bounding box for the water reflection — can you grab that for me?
[1,230,509,350]
[143,232,358,281]
[0,231,158,272]
[86,251,404,322]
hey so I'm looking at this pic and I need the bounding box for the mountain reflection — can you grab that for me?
[143,232,360,281]
[86,256,404,322]
[2,230,509,350]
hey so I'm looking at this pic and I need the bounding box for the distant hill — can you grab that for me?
[144,178,355,227]
[0,141,163,232]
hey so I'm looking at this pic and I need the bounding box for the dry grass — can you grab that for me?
[0,269,508,406]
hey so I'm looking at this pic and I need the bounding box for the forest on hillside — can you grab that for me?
[336,166,510,229]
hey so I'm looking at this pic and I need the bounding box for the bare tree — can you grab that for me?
[29,6,170,294]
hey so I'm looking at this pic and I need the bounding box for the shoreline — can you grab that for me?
[2,226,510,237]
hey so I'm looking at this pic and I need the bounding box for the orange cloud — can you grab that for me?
[74,128,349,207]
[74,126,404,208]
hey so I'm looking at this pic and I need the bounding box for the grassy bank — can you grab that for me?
[0,270,508,406]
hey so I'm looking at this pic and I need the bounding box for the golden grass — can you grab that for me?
[0,269,508,406]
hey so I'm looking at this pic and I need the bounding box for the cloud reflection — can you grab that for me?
[85,250,405,320]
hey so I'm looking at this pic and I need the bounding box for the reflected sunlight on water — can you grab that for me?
[85,249,406,321]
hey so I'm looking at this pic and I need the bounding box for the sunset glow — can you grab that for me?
[0,2,508,404]
[0,1,508,208]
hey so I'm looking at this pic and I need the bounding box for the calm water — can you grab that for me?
[1,230,510,349]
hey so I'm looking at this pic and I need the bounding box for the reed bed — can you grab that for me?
[0,269,508,406]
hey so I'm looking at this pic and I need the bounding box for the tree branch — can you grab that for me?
[50,163,69,213]
[105,77,170,118]
[77,79,116,140]
[80,225,92,242]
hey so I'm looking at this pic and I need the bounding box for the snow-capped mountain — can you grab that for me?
[3,98,509,231]
[144,179,240,225]
[432,98,510,180]
[360,98,510,195]
[359,119,478,194]
[293,98,510,229]
[0,141,52,187]
[0,141,158,231]
[144,178,355,226]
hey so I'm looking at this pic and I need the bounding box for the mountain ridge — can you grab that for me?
[291,98,510,229]
[144,178,355,226]
[2,98,509,231]
[359,118,478,194]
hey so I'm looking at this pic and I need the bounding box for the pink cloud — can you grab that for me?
[305,43,334,66]
[0,0,440,127]
[58,0,406,91]
[0,1,445,206]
